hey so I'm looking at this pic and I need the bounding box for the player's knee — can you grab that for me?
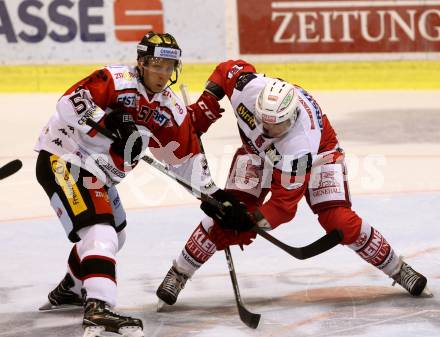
[317,207,362,245]
[76,224,118,259]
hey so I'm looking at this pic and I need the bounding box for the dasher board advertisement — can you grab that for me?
[0,0,226,64]
[237,0,440,54]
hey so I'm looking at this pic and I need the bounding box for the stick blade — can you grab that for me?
[297,229,343,259]
[238,306,261,329]
[0,159,23,180]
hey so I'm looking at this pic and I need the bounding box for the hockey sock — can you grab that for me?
[66,244,83,295]
[175,220,217,277]
[349,222,401,276]
[77,224,118,307]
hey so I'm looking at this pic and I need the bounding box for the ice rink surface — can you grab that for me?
[0,91,439,336]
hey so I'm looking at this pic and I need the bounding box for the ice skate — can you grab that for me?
[156,265,189,308]
[82,299,144,337]
[39,273,83,311]
[392,258,431,297]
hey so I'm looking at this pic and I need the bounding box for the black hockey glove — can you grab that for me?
[200,189,256,232]
[105,109,143,163]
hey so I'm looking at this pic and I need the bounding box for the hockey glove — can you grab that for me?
[200,189,255,232]
[187,91,225,134]
[208,221,257,251]
[105,109,143,164]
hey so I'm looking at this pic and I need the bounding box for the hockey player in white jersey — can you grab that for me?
[34,34,248,337]
[156,59,429,308]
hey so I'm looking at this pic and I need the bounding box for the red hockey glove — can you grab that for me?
[187,91,224,134]
[208,221,257,251]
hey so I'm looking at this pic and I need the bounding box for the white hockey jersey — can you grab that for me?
[192,59,340,227]
[230,74,323,176]
[35,65,216,192]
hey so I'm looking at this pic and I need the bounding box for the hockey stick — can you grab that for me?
[180,84,260,328]
[255,227,342,260]
[178,85,342,258]
[224,247,260,328]
[85,118,342,259]
[0,159,23,180]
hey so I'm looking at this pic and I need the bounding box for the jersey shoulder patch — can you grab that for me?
[160,88,187,126]
[236,103,256,130]
[106,65,138,91]
[235,73,257,91]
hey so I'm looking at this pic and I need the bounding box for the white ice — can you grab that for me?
[0,91,439,337]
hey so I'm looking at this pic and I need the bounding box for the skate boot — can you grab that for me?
[39,273,83,311]
[391,258,429,296]
[156,265,189,306]
[82,298,144,337]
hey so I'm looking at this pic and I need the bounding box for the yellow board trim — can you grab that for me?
[0,60,439,92]
[50,155,87,216]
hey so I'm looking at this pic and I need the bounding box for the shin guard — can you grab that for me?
[175,220,217,276]
[349,222,400,276]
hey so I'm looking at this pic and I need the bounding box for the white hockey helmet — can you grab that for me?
[255,79,299,133]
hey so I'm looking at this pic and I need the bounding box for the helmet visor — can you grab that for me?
[141,57,178,76]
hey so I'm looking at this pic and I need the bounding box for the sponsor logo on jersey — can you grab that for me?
[117,93,136,108]
[113,195,121,207]
[302,90,323,129]
[152,110,171,127]
[50,155,87,216]
[89,188,112,215]
[298,96,316,129]
[311,171,342,197]
[174,101,184,115]
[77,108,98,126]
[114,71,136,81]
[236,103,255,129]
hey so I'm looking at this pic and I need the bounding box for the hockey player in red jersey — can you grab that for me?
[34,34,247,337]
[156,59,429,307]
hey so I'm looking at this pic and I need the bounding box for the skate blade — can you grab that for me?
[83,326,144,337]
[119,326,144,337]
[83,326,105,337]
[39,301,82,311]
[156,299,166,312]
[421,285,434,298]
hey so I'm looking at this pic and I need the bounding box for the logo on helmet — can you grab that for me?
[279,89,294,111]
[262,114,276,123]
[154,47,181,60]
